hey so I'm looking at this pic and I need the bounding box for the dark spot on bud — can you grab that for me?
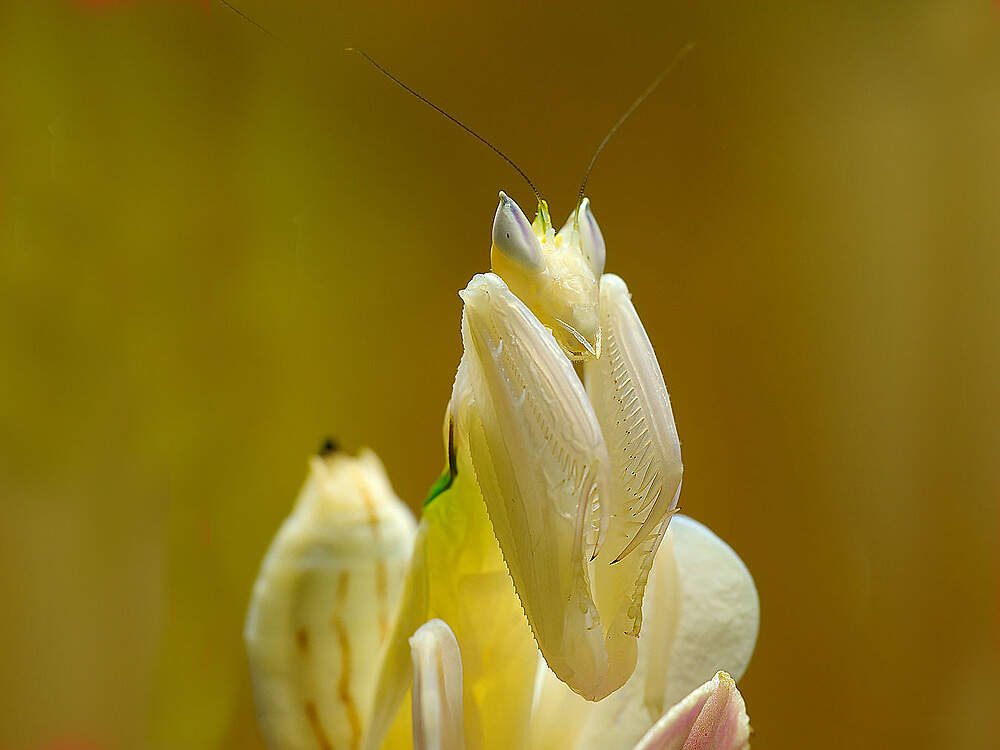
[319,437,339,457]
[296,626,310,653]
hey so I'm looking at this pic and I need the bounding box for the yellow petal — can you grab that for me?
[367,415,538,750]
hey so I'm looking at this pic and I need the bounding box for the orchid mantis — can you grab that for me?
[448,191,684,702]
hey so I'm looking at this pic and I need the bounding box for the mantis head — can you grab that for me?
[490,191,606,361]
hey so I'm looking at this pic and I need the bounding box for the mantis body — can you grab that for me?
[452,191,683,693]
[359,190,685,748]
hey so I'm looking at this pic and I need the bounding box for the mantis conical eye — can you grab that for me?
[492,191,543,270]
[578,197,606,276]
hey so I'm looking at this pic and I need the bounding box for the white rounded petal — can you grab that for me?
[410,619,465,750]
[655,516,759,711]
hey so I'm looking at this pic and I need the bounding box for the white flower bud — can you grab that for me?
[245,448,416,750]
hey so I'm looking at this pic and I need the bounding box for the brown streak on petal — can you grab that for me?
[304,700,334,750]
[328,569,361,750]
[333,614,363,750]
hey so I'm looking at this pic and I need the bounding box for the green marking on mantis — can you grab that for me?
[424,417,457,507]
[424,466,453,507]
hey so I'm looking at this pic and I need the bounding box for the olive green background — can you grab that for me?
[2,1,998,748]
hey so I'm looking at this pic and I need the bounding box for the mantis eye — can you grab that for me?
[578,198,606,276]
[492,191,543,270]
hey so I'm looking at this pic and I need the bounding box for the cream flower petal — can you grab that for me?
[648,516,759,713]
[410,619,466,750]
[632,672,750,750]
[244,449,416,750]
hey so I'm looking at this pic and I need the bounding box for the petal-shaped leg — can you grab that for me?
[632,672,751,750]
[455,273,613,699]
[410,620,466,750]
[584,273,683,564]
[244,450,416,750]
[582,272,684,694]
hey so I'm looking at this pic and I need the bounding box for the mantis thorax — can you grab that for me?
[490,192,606,361]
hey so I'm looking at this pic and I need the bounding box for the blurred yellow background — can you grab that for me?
[2,1,998,748]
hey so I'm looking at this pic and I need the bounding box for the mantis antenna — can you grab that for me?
[346,49,542,205]
[576,42,696,213]
[217,0,276,38]
[215,1,541,203]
